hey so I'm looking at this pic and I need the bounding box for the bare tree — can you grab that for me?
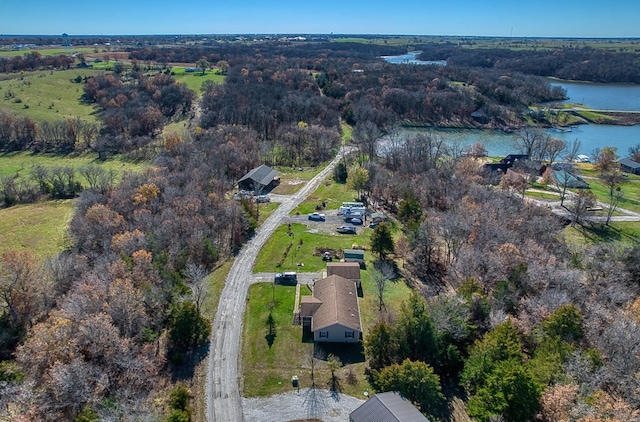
[371,262,395,313]
[564,138,582,163]
[516,127,545,158]
[186,263,209,313]
[567,189,597,227]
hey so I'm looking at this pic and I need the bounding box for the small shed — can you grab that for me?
[350,391,429,422]
[237,164,279,193]
[343,249,365,267]
[619,158,640,175]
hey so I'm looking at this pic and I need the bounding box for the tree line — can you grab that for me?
[0,52,75,73]
[418,44,640,83]
[344,130,640,420]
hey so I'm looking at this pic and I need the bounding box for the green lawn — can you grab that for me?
[170,67,225,94]
[270,167,323,195]
[293,180,359,215]
[242,282,372,398]
[0,200,73,259]
[563,221,640,247]
[0,69,100,122]
[0,151,147,182]
[254,223,372,273]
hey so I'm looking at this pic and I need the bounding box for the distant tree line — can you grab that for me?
[0,52,74,73]
[418,44,640,83]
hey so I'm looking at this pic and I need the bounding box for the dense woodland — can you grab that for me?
[1,38,640,421]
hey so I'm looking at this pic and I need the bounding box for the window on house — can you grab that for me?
[319,331,328,338]
[345,331,354,338]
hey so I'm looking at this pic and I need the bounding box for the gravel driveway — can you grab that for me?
[242,388,365,422]
[206,147,353,422]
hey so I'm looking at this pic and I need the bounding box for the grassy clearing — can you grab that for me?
[242,282,372,398]
[0,69,100,122]
[254,223,372,273]
[0,200,73,259]
[0,151,147,182]
[170,67,225,94]
[563,221,640,247]
[341,122,353,142]
[270,167,322,195]
[294,180,359,215]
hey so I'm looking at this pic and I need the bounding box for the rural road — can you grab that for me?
[205,147,351,422]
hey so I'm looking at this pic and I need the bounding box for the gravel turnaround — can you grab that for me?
[242,388,365,422]
[205,147,354,422]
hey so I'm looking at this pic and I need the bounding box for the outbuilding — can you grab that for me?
[619,158,640,175]
[343,249,365,267]
[237,164,279,194]
[350,391,429,422]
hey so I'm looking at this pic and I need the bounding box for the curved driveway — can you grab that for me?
[205,148,350,422]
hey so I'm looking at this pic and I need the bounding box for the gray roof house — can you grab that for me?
[326,262,361,288]
[350,391,429,422]
[237,164,279,193]
[619,158,640,175]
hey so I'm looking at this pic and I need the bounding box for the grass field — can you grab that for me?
[0,200,73,259]
[253,222,372,273]
[0,69,99,122]
[170,67,225,94]
[0,151,148,182]
[270,167,322,196]
[0,47,96,58]
[293,180,359,215]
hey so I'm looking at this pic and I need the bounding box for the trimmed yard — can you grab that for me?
[253,222,372,273]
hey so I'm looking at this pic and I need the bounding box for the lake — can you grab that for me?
[381,52,446,66]
[550,79,640,112]
[380,75,640,157]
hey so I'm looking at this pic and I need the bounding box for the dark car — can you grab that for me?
[351,218,363,225]
[308,212,326,221]
[337,226,357,234]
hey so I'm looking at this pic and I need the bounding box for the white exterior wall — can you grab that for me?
[314,323,360,343]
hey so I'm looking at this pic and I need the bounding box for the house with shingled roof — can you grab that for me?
[299,275,361,343]
[237,164,279,193]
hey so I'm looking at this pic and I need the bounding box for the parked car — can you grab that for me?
[308,212,326,221]
[369,222,379,229]
[256,195,270,203]
[275,271,297,285]
[337,226,357,234]
[350,218,363,225]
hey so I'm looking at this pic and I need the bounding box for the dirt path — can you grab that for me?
[205,147,352,422]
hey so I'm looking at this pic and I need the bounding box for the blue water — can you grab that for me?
[550,79,640,112]
[381,52,446,66]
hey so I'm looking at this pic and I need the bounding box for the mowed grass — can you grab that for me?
[170,67,225,94]
[0,200,73,258]
[0,151,148,182]
[0,69,100,122]
[270,167,323,195]
[294,180,359,215]
[242,282,372,398]
[253,222,372,273]
[563,221,640,246]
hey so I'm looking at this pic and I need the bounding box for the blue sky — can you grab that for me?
[2,0,639,37]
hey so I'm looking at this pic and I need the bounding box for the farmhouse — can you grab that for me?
[350,391,429,422]
[300,275,361,343]
[237,164,279,193]
[619,158,640,175]
[326,262,361,289]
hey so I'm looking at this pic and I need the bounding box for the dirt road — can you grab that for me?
[205,148,350,422]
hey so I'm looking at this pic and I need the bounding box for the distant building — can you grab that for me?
[553,170,590,189]
[350,391,429,422]
[237,164,279,193]
[619,158,640,175]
